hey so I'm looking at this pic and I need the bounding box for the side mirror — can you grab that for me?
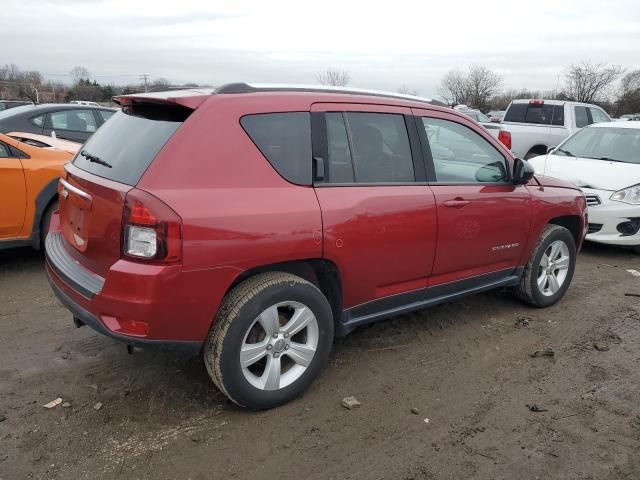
[513,158,535,185]
[547,146,556,154]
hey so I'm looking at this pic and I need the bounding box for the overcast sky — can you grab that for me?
[3,0,639,98]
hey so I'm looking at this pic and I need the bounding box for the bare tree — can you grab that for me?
[615,69,640,115]
[149,77,171,92]
[70,66,91,85]
[465,65,502,111]
[438,66,502,109]
[397,85,418,96]
[562,61,623,103]
[438,69,468,105]
[316,69,351,87]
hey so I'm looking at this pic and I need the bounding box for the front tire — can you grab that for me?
[204,272,334,409]
[515,224,576,307]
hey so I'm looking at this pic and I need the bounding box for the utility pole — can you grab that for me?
[140,74,150,93]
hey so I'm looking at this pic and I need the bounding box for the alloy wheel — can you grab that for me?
[240,301,319,391]
[537,240,570,296]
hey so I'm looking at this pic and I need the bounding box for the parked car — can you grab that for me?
[45,83,587,409]
[457,108,502,141]
[70,100,101,107]
[0,104,116,143]
[7,131,81,154]
[528,121,640,251]
[0,132,79,250]
[500,99,611,159]
[616,114,640,121]
[0,100,32,111]
[487,110,506,122]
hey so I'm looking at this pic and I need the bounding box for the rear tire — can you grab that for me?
[515,224,576,307]
[204,272,334,410]
[40,201,58,249]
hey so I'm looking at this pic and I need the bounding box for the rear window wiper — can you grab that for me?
[556,148,574,157]
[80,149,112,168]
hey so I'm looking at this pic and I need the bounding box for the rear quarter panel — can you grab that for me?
[137,95,323,338]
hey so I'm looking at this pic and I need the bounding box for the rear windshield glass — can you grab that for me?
[72,104,190,185]
[504,103,561,125]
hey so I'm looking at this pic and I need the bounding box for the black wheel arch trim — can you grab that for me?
[30,177,59,249]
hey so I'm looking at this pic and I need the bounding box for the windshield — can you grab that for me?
[72,104,190,185]
[555,126,640,164]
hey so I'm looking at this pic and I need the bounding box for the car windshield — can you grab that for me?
[555,126,640,164]
[0,104,36,119]
[476,112,490,122]
[462,111,489,122]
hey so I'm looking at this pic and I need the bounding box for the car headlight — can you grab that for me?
[610,184,640,204]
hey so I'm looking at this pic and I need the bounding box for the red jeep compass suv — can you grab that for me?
[45,84,587,409]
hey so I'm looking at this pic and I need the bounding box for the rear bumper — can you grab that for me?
[45,231,236,349]
[46,266,200,352]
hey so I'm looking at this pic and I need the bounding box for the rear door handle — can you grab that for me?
[443,198,470,208]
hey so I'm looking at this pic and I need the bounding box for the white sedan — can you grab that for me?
[528,121,640,251]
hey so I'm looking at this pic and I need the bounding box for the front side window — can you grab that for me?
[574,106,590,128]
[344,112,414,183]
[241,112,312,185]
[589,108,610,124]
[422,117,508,183]
[49,109,98,132]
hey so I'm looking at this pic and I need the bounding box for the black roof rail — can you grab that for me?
[214,82,446,106]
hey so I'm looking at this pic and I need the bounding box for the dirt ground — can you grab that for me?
[1,244,639,480]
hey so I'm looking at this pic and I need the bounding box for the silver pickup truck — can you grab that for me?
[500,99,611,159]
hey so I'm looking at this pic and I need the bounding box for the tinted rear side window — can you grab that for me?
[72,104,189,185]
[241,112,312,185]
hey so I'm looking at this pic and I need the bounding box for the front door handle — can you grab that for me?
[443,198,470,208]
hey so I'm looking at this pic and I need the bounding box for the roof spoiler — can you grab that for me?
[113,89,213,110]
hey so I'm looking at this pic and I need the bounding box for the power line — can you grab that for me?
[41,72,144,78]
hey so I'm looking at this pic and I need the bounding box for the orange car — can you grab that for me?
[0,132,79,250]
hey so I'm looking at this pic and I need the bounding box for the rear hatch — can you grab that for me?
[58,97,199,277]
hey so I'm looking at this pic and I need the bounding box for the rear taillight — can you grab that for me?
[122,188,182,264]
[498,130,512,150]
